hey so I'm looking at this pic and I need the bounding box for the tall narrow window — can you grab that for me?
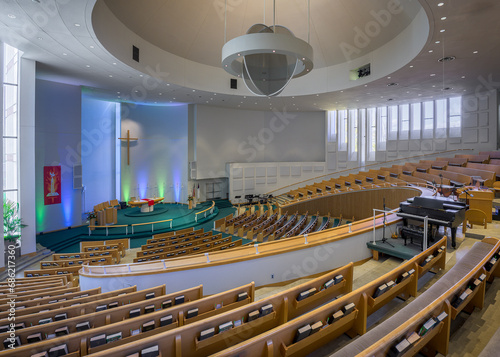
[377,106,387,151]
[3,44,19,204]
[423,101,434,139]
[449,96,462,138]
[367,108,376,161]
[327,111,337,142]
[349,109,358,161]
[435,99,447,138]
[399,104,409,140]
[410,103,421,139]
[338,109,348,151]
[388,105,398,140]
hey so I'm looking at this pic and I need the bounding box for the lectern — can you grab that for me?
[459,188,494,223]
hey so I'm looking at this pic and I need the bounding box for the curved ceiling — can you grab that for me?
[102,0,422,69]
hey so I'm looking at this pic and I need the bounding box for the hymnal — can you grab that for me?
[106,332,122,343]
[160,315,173,327]
[31,352,49,357]
[219,321,233,333]
[54,313,67,321]
[46,333,56,340]
[407,332,420,345]
[145,304,155,314]
[15,322,25,329]
[408,269,415,275]
[142,320,155,332]
[162,299,172,309]
[237,292,248,302]
[96,304,107,312]
[39,318,53,325]
[0,326,7,333]
[199,327,215,341]
[436,311,448,323]
[175,295,185,305]
[334,275,343,284]
[323,278,334,290]
[297,290,310,301]
[76,321,90,331]
[108,301,119,309]
[234,319,243,327]
[294,324,311,343]
[342,303,355,315]
[386,281,395,290]
[373,284,388,298]
[141,345,160,357]
[130,308,141,318]
[419,318,436,336]
[27,333,43,344]
[260,304,273,316]
[130,328,140,336]
[307,287,318,296]
[248,310,260,322]
[396,272,409,284]
[331,310,344,323]
[310,321,323,334]
[186,308,198,319]
[479,273,487,281]
[89,334,106,348]
[55,326,69,337]
[48,344,69,357]
[388,339,410,357]
[146,292,155,300]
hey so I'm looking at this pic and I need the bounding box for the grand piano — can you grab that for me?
[397,196,467,248]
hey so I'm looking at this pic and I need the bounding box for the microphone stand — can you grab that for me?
[381,197,394,247]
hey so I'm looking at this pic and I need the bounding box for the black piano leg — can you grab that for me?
[451,228,457,248]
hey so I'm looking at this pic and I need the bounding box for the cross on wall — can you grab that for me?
[118,130,138,165]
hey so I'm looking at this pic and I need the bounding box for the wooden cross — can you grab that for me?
[118,130,138,165]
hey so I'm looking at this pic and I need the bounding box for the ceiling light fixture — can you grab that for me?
[221,0,313,97]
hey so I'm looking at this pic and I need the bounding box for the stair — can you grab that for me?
[0,247,53,280]
[213,199,234,209]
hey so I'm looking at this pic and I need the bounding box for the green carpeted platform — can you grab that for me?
[367,237,425,260]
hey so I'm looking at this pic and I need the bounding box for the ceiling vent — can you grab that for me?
[438,56,456,62]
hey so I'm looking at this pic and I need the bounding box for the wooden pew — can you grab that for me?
[283,212,309,238]
[0,287,103,313]
[2,283,255,356]
[0,286,79,305]
[24,265,85,279]
[466,162,500,179]
[0,281,64,294]
[0,285,167,330]
[436,157,468,167]
[149,227,197,242]
[247,212,278,240]
[0,275,70,287]
[0,285,203,351]
[0,286,136,319]
[413,171,451,185]
[420,160,448,170]
[207,238,451,357]
[0,284,74,299]
[52,249,121,264]
[329,237,500,357]
[41,256,114,268]
[428,168,472,186]
[257,214,288,242]
[80,242,126,258]
[446,165,495,187]
[70,264,354,357]
[138,232,215,257]
[239,212,267,236]
[479,151,500,160]
[456,154,490,164]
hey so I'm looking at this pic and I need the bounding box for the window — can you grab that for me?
[349,109,358,161]
[399,104,409,140]
[338,110,348,151]
[449,97,461,138]
[3,44,19,205]
[377,106,387,151]
[327,111,337,142]
[423,101,434,139]
[388,105,398,140]
[411,103,421,139]
[367,108,376,161]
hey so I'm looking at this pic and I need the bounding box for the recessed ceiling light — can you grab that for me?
[74,23,81,27]
[37,37,43,40]
[440,29,445,32]
[192,89,195,92]
[441,17,447,20]
[85,64,90,68]
[62,53,67,56]
[435,41,440,44]
[364,84,368,87]
[461,76,465,79]
[432,85,436,87]
[387,76,391,79]
[437,2,444,6]
[473,50,478,54]
[340,90,343,93]
[108,75,113,77]
[428,50,433,53]
[167,83,170,86]
[316,94,319,96]
[159,93,162,95]
[89,45,94,49]
[409,65,414,68]
[430,73,436,76]
[112,62,117,65]
[117,92,120,94]
[7,14,16,19]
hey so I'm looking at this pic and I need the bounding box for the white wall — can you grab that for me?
[120,103,189,202]
[35,80,83,233]
[81,96,117,212]
[195,105,326,179]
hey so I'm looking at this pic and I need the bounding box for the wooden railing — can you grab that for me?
[195,201,216,222]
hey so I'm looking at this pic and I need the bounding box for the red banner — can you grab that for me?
[44,166,61,205]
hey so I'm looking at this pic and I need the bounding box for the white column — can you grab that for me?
[19,57,36,256]
[0,44,4,268]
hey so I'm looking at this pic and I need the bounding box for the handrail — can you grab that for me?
[131,218,173,234]
[88,224,129,236]
[265,148,473,195]
[195,201,215,222]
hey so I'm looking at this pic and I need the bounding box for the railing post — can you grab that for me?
[106,227,109,236]
[127,264,131,272]
[126,226,128,235]
[170,221,172,228]
[304,234,308,244]
[162,260,167,269]
[132,226,135,235]
[348,223,352,233]
[152,223,154,232]
[254,244,259,254]
[103,267,106,274]
[88,227,91,236]
[205,252,210,263]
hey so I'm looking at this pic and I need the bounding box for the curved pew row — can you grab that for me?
[0,285,204,352]
[1,283,255,356]
[86,236,445,357]
[211,237,500,357]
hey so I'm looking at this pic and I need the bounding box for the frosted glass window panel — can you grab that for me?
[411,103,421,139]
[449,97,462,138]
[3,138,18,190]
[3,84,18,137]
[3,191,18,206]
[377,106,387,151]
[327,111,337,142]
[367,108,376,161]
[338,110,347,151]
[423,101,434,139]
[3,44,18,85]
[349,109,358,161]
[399,104,409,140]
[388,105,398,140]
[436,99,447,129]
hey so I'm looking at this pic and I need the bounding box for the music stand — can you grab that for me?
[380,198,394,248]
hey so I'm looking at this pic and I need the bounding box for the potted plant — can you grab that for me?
[188,195,194,209]
[3,199,26,257]
[87,211,97,230]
